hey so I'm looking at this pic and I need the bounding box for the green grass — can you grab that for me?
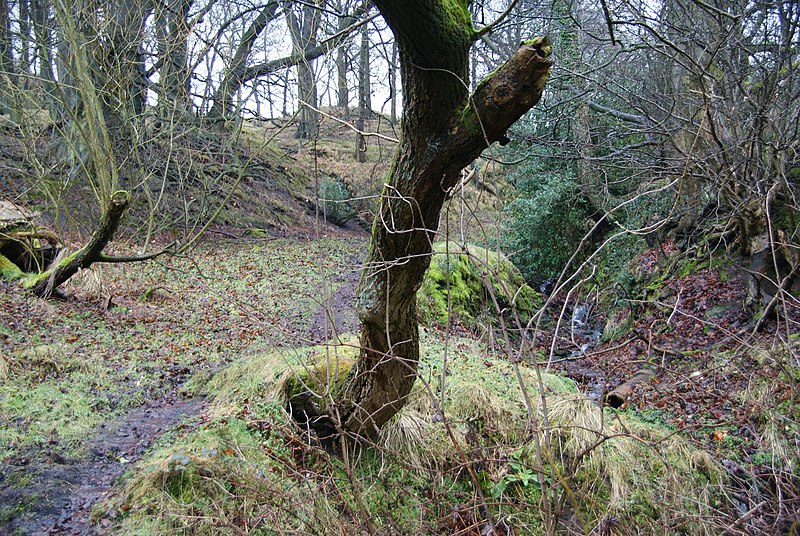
[2,233,762,534]
[0,236,362,462]
[107,330,728,535]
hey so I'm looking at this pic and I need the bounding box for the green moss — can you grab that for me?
[524,36,552,54]
[417,241,542,328]
[0,253,22,281]
[21,248,79,290]
[601,306,633,342]
[108,329,728,535]
[442,0,474,34]
[282,351,356,408]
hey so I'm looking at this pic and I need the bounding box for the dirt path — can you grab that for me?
[307,255,361,344]
[0,394,205,535]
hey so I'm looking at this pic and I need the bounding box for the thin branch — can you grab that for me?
[473,0,519,40]
[97,242,177,263]
[299,99,399,143]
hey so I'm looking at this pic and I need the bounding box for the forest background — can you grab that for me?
[0,0,798,534]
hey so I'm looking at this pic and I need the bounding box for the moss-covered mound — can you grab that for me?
[107,333,729,535]
[418,241,541,329]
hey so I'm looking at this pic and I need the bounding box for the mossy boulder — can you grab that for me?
[0,200,61,276]
[282,346,356,446]
[0,253,22,280]
[417,242,541,328]
[602,306,634,342]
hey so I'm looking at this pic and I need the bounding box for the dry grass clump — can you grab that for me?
[375,333,728,534]
[110,335,731,535]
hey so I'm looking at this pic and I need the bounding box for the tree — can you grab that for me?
[156,0,193,120]
[206,2,281,120]
[286,0,323,138]
[353,1,370,161]
[0,0,14,113]
[322,0,552,438]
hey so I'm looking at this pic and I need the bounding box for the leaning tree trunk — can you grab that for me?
[331,0,552,439]
[25,191,130,297]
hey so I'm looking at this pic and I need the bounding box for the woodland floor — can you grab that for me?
[0,118,797,533]
[2,229,797,533]
[0,227,365,535]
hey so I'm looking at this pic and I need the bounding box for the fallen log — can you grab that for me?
[24,191,130,298]
[604,368,656,409]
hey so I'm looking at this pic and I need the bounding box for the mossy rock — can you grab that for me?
[282,352,356,403]
[0,253,22,281]
[417,242,541,328]
[602,306,633,342]
[282,349,356,445]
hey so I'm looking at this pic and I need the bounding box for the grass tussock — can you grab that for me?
[109,330,732,534]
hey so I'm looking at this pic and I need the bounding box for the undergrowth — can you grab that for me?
[0,236,360,462]
[107,331,728,535]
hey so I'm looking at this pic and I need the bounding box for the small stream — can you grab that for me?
[559,302,608,402]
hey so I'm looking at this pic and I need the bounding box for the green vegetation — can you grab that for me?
[108,331,726,534]
[0,237,360,462]
[417,241,541,328]
[0,253,22,280]
[317,177,355,226]
[502,163,590,284]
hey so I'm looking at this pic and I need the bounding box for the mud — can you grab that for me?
[0,395,205,535]
[307,257,361,344]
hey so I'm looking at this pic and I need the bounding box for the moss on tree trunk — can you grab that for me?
[24,191,130,297]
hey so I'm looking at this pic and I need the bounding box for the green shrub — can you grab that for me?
[318,177,354,226]
[502,165,590,284]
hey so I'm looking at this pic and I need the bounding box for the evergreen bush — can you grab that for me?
[502,164,590,285]
[318,177,355,226]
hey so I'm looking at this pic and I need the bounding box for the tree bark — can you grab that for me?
[330,1,552,438]
[25,191,130,297]
[207,2,280,120]
[336,45,349,113]
[18,0,31,76]
[0,0,14,113]
[286,0,322,139]
[157,0,192,120]
[353,10,370,161]
[28,0,64,120]
[334,0,353,115]
[231,6,366,118]
[388,41,397,124]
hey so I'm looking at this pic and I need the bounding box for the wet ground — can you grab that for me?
[0,395,205,535]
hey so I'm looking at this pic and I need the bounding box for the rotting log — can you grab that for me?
[24,190,130,298]
[604,369,656,409]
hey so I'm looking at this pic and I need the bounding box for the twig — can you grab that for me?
[298,100,399,144]
[724,500,766,534]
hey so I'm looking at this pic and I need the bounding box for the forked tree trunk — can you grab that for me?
[207,2,280,121]
[333,0,552,438]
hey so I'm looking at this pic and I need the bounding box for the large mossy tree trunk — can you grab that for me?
[333,0,552,439]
